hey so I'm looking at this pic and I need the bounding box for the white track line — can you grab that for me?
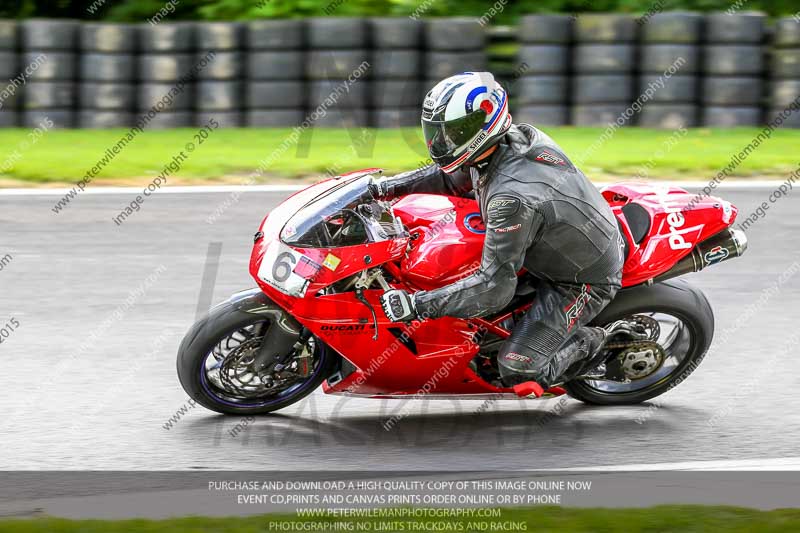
[0,180,791,196]
[561,457,800,471]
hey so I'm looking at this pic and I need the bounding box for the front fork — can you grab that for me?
[240,303,305,372]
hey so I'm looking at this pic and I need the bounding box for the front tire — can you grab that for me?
[565,279,714,405]
[177,290,338,415]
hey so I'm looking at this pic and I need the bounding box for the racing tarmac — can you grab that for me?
[1,185,798,471]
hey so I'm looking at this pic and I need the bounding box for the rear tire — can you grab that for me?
[565,279,714,405]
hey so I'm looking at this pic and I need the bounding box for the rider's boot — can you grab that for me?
[513,380,544,398]
[571,320,650,380]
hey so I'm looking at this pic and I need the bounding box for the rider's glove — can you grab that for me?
[369,179,390,199]
[380,289,418,322]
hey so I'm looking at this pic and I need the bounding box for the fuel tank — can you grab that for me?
[392,194,484,290]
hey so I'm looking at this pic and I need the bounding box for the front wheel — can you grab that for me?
[565,279,714,405]
[177,290,338,415]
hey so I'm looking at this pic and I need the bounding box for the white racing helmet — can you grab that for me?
[421,72,512,174]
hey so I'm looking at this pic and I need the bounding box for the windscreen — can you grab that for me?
[280,175,404,248]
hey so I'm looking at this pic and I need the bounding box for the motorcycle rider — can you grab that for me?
[374,72,639,394]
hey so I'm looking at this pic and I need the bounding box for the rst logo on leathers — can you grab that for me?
[503,352,532,364]
[486,195,520,220]
[564,284,592,331]
[535,150,566,166]
[487,197,516,210]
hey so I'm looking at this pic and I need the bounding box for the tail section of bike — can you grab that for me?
[604,182,747,287]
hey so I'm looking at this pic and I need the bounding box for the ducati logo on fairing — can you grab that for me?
[320,324,375,331]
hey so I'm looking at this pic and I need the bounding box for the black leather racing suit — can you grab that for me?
[381,124,625,388]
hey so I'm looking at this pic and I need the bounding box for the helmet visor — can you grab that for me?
[422,110,487,164]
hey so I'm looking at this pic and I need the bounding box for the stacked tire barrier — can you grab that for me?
[487,25,517,101]
[424,18,486,93]
[769,17,800,128]
[370,17,422,128]
[0,20,18,127]
[245,19,304,127]
[196,22,241,128]
[701,13,766,127]
[22,19,78,128]
[306,17,370,128]
[638,12,703,128]
[138,22,194,128]
[0,14,797,129]
[571,14,637,127]
[79,22,136,128]
[515,15,571,126]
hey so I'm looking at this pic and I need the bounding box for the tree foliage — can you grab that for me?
[1,0,796,21]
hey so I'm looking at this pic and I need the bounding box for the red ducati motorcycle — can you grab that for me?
[177,169,747,414]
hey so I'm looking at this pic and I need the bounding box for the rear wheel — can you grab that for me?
[177,291,338,415]
[565,279,714,405]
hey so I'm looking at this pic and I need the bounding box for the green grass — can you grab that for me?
[0,126,797,185]
[2,506,800,532]
[486,41,520,57]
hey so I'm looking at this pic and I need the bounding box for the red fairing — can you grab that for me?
[602,183,738,287]
[249,175,739,398]
[249,173,409,314]
[393,194,484,289]
[249,176,354,312]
